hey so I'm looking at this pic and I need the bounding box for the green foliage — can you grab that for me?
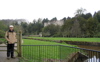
[0,38,6,43]
[0,21,7,38]
[81,13,92,20]
[50,17,57,22]
[42,18,49,24]
[0,21,7,31]
[42,24,60,37]
[95,23,100,37]
[0,30,5,38]
[21,22,29,35]
[94,11,100,22]
[86,17,98,37]
[61,19,73,37]
[77,17,87,37]
[60,13,100,37]
[21,20,44,35]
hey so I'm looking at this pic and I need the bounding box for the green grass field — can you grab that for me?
[28,37,100,42]
[21,39,79,62]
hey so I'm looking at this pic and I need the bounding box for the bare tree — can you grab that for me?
[75,8,86,16]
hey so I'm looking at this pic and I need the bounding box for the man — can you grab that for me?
[5,25,17,60]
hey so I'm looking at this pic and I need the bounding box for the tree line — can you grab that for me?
[0,8,100,38]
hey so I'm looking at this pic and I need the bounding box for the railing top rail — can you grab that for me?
[22,45,59,46]
[60,45,100,52]
[21,45,100,52]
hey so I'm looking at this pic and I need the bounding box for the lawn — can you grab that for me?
[28,37,100,42]
[21,39,79,62]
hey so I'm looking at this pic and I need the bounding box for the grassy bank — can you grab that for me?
[22,39,78,62]
[23,39,75,46]
[28,37,100,42]
[0,38,6,43]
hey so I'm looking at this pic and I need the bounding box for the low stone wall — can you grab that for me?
[67,52,88,62]
[63,41,100,46]
[25,38,100,46]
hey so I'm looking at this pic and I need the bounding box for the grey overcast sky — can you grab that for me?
[0,0,100,22]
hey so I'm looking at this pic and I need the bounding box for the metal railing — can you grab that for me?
[20,45,100,62]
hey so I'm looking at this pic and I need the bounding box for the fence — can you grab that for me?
[20,45,100,62]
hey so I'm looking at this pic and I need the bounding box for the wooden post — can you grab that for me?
[17,32,19,56]
[17,30,22,57]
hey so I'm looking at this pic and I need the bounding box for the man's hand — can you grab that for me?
[9,41,13,44]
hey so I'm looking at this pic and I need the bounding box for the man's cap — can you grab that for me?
[9,25,14,27]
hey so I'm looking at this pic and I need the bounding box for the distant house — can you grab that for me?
[44,20,64,27]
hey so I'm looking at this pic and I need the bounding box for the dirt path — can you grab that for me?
[0,43,19,62]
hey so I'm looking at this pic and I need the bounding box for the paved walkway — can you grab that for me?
[0,43,19,62]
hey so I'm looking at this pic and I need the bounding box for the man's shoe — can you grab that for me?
[11,57,16,59]
[7,57,10,60]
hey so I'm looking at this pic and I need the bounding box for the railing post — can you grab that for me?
[17,30,22,57]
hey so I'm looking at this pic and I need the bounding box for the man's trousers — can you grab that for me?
[7,44,14,58]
